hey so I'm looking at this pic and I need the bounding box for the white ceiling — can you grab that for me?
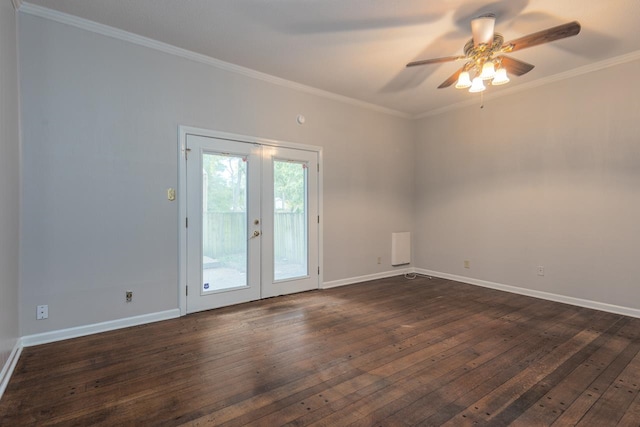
[23,0,640,117]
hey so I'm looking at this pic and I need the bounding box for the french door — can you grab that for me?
[184,133,319,313]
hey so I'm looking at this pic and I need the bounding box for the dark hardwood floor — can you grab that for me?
[1,275,639,426]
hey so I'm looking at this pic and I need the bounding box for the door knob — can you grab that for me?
[253,230,261,237]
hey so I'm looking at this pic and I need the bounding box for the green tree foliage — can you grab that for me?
[203,154,247,212]
[274,161,306,213]
[202,154,307,213]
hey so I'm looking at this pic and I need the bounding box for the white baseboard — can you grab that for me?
[322,267,412,289]
[416,268,640,319]
[0,339,22,400]
[21,309,181,347]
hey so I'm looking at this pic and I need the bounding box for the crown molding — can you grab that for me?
[18,3,411,119]
[11,0,22,10]
[415,49,640,119]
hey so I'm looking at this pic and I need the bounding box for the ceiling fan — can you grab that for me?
[407,14,581,92]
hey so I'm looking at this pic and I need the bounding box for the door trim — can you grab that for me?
[178,126,323,316]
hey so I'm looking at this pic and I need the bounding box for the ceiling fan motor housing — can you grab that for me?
[471,13,496,46]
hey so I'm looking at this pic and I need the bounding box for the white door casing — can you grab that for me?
[178,127,322,314]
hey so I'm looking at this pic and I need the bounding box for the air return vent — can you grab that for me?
[391,232,410,266]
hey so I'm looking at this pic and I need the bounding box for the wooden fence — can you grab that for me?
[203,212,306,264]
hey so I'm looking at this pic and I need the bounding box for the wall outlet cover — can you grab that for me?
[36,305,49,320]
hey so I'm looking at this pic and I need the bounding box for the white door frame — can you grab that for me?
[178,126,324,316]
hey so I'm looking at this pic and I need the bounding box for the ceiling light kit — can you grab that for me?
[407,14,581,94]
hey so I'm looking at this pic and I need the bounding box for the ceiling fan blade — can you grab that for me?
[406,56,465,67]
[506,21,581,52]
[497,55,535,76]
[437,66,465,89]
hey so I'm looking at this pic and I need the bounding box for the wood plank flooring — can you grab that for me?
[1,275,640,426]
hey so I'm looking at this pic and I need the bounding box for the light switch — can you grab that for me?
[167,188,176,201]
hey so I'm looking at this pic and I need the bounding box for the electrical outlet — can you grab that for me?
[377,256,381,265]
[537,266,545,276]
[464,260,470,269]
[37,305,48,320]
[126,291,133,302]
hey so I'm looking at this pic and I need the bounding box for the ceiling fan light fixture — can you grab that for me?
[455,71,472,89]
[492,67,510,85]
[480,61,496,80]
[407,15,581,96]
[469,77,486,93]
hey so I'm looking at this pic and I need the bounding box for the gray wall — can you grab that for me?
[17,8,640,340]
[0,0,20,368]
[414,58,640,310]
[18,13,415,335]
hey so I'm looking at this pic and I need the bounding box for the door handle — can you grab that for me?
[252,230,261,237]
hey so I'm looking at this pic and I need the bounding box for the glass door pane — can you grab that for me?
[273,160,308,281]
[202,153,248,292]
